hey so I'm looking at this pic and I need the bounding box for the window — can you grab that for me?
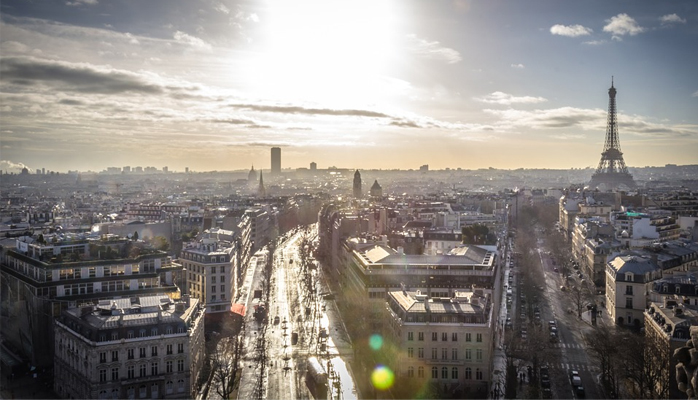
[211,286,216,293]
[441,367,448,379]
[99,369,107,383]
[476,349,483,361]
[452,348,458,360]
[128,331,134,339]
[476,333,482,342]
[431,367,438,379]
[407,332,413,341]
[476,368,483,380]
[112,350,119,362]
[112,332,119,341]
[166,361,173,373]
[418,348,424,359]
[407,348,414,358]
[111,368,119,381]
[465,367,472,380]
[166,344,173,355]
[465,349,472,360]
[166,381,173,394]
[127,365,134,379]
[418,367,424,378]
[452,367,458,380]
[177,359,184,372]
[442,348,447,360]
[212,276,216,284]
[211,266,216,274]
[151,362,158,375]
[100,352,107,363]
[139,385,146,398]
[139,364,146,378]
[418,332,424,341]
[139,347,146,358]
[431,348,437,359]
[220,284,225,292]
[466,333,472,342]
[166,327,173,335]
[178,343,184,354]
[626,297,633,308]
[442,332,447,341]
[212,295,217,301]
[626,285,633,295]
[151,383,158,399]
[452,332,458,342]
[151,328,158,336]
[431,332,438,341]
[178,380,185,392]
[151,346,158,356]
[407,367,414,378]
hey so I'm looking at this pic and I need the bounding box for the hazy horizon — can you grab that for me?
[1,0,697,174]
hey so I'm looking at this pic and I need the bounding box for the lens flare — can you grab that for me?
[371,365,395,390]
[369,334,383,351]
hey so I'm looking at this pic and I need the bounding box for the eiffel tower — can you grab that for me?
[588,78,636,190]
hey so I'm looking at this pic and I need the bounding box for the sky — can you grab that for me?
[1,0,697,173]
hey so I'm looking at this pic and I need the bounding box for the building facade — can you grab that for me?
[53,295,205,399]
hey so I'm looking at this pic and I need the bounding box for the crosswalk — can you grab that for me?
[553,363,600,373]
[551,342,584,349]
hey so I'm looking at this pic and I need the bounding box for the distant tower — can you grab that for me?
[258,170,266,197]
[310,162,317,171]
[588,78,636,190]
[370,180,383,198]
[271,147,281,175]
[247,165,257,188]
[353,170,362,198]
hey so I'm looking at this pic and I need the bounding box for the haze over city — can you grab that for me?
[1,0,697,173]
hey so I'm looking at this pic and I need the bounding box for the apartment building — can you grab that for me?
[383,288,493,397]
[53,295,205,399]
[179,230,238,314]
[605,255,662,327]
[0,234,180,367]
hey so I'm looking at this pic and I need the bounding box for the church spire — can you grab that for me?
[258,170,266,197]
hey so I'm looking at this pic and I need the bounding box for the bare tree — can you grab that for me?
[211,336,243,399]
[566,278,595,318]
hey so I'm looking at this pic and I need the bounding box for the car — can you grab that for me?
[541,387,552,398]
[569,370,580,383]
[560,286,567,291]
[549,332,558,342]
[274,316,280,325]
[576,385,586,398]
[553,267,559,272]
[549,320,556,327]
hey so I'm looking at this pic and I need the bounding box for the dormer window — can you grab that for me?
[625,273,633,282]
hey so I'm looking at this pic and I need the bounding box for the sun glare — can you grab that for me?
[250,0,400,107]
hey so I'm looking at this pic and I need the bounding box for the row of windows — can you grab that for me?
[405,314,485,323]
[406,366,484,380]
[98,344,185,363]
[98,359,186,382]
[98,328,185,342]
[406,347,483,361]
[98,380,186,398]
[407,332,483,342]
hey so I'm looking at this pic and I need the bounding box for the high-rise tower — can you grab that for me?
[271,147,281,175]
[353,170,362,198]
[588,78,636,190]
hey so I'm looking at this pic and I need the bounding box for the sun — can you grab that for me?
[249,0,401,107]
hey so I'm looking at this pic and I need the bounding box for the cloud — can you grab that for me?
[66,0,98,6]
[549,133,586,140]
[0,56,165,94]
[583,40,606,46]
[406,34,462,64]
[485,106,697,138]
[214,3,230,14]
[660,14,686,25]
[0,160,33,173]
[173,31,212,51]
[603,13,644,40]
[1,41,30,53]
[476,91,547,105]
[550,24,593,37]
[229,103,391,118]
[510,63,525,69]
[693,90,698,97]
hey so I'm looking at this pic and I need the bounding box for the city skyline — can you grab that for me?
[1,0,697,174]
